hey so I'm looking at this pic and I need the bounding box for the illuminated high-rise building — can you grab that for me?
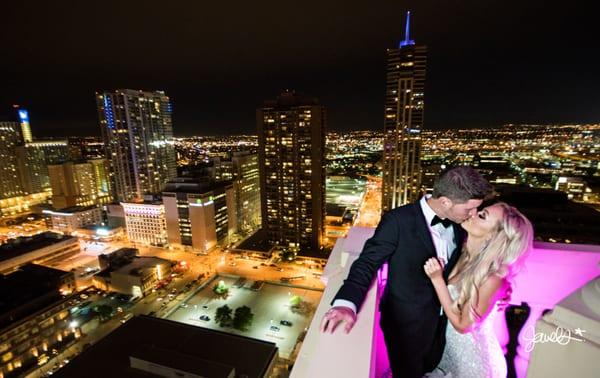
[0,110,55,216]
[68,136,105,160]
[121,201,168,246]
[48,161,113,209]
[257,91,326,254]
[14,106,33,143]
[88,159,113,202]
[15,145,48,194]
[0,122,24,200]
[162,178,236,252]
[232,151,261,234]
[96,89,177,202]
[16,140,70,195]
[48,162,96,209]
[382,11,427,211]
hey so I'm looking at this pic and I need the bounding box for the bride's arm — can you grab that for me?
[424,257,504,334]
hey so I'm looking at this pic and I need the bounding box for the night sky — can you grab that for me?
[1,1,597,137]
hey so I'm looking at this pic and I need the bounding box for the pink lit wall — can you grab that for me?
[373,242,600,377]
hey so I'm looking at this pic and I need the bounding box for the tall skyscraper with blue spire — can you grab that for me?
[382,11,427,212]
[96,89,177,202]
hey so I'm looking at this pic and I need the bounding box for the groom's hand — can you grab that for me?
[320,306,357,334]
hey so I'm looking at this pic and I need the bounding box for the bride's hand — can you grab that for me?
[423,257,445,281]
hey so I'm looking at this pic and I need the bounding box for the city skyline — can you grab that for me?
[0,3,599,377]
[2,1,597,137]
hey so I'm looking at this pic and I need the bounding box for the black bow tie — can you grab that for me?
[431,215,453,228]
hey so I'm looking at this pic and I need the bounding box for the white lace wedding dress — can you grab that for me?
[424,284,507,378]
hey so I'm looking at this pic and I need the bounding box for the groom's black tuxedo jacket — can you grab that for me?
[332,200,466,375]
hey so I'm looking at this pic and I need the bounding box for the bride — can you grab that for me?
[423,202,533,378]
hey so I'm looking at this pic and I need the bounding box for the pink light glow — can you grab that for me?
[373,242,600,377]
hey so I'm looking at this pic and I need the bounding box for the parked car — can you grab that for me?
[121,313,134,323]
[280,320,292,326]
[199,315,210,321]
[269,326,280,332]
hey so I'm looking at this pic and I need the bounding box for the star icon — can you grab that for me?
[574,328,586,337]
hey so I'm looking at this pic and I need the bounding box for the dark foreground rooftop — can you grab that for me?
[0,264,71,330]
[0,231,75,263]
[55,315,278,378]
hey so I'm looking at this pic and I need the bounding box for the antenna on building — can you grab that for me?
[400,11,415,47]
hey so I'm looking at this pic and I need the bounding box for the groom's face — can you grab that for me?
[445,198,482,223]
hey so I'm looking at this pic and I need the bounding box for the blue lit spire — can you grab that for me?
[399,11,415,47]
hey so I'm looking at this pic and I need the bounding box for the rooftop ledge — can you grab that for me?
[292,226,600,378]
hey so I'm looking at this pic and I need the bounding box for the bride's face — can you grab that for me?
[461,204,504,238]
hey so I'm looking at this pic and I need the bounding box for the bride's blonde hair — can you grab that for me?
[452,202,533,323]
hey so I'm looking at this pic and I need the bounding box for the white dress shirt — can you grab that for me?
[332,195,456,315]
[420,195,456,267]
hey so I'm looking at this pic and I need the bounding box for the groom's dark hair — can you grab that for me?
[432,166,493,203]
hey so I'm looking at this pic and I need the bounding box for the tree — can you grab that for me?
[93,304,113,321]
[233,305,254,331]
[289,295,302,307]
[281,249,296,262]
[212,280,229,299]
[290,296,313,316]
[215,305,232,327]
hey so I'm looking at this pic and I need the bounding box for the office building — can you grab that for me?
[0,121,24,200]
[232,151,262,234]
[43,206,103,235]
[257,91,326,254]
[0,110,63,217]
[382,11,427,211]
[47,160,112,209]
[121,201,168,246]
[14,106,33,143]
[0,264,79,378]
[93,248,171,297]
[555,176,590,202]
[0,232,80,274]
[163,178,236,252]
[15,140,70,196]
[67,136,105,160]
[96,89,177,202]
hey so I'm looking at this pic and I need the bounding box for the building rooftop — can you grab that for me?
[43,205,100,214]
[0,231,76,263]
[112,256,171,276]
[163,177,232,194]
[262,90,320,108]
[0,264,71,330]
[55,315,278,378]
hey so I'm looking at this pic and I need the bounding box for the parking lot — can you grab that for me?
[166,275,323,359]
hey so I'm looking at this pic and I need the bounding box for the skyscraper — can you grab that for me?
[16,140,70,195]
[47,160,112,209]
[232,151,261,234]
[257,91,326,254]
[0,122,24,200]
[96,89,177,202]
[162,178,236,252]
[382,11,427,212]
[0,109,55,216]
[14,106,32,143]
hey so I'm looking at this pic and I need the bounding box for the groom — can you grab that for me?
[320,166,493,377]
